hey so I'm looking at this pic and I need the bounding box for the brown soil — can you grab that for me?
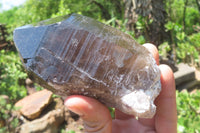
[62,111,84,133]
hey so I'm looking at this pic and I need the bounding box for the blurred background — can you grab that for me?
[0,0,200,132]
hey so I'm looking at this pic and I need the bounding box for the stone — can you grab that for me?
[15,89,53,119]
[19,108,65,133]
[177,80,200,91]
[174,63,196,86]
[40,97,64,117]
[13,14,161,118]
[16,97,66,132]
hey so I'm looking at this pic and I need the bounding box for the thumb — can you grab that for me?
[64,95,112,133]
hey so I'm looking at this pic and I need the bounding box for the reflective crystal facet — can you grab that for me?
[14,14,161,118]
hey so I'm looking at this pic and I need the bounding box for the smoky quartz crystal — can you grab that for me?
[14,14,161,118]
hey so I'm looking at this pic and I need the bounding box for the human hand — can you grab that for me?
[64,43,177,133]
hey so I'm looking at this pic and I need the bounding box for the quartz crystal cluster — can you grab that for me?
[14,14,161,118]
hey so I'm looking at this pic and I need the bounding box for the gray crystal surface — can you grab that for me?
[14,14,161,118]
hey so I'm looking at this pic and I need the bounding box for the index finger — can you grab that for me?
[143,43,159,65]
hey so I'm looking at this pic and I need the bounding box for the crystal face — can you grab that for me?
[14,14,161,118]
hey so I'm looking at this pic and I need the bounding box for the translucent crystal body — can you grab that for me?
[14,14,161,118]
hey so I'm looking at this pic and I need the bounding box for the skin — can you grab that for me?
[64,43,177,133]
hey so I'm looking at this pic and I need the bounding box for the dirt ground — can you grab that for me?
[61,111,84,133]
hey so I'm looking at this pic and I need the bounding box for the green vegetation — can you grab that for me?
[0,0,200,132]
[163,21,200,66]
[0,50,26,132]
[0,50,27,101]
[67,130,76,133]
[177,90,200,133]
[0,96,20,133]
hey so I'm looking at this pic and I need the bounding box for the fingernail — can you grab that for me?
[64,99,84,116]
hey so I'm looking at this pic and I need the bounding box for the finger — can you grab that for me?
[143,43,159,65]
[64,95,112,132]
[155,65,177,133]
[138,117,155,128]
[115,109,135,120]
[112,118,155,133]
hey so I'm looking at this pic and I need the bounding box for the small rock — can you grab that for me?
[40,97,64,117]
[20,108,65,133]
[48,97,64,110]
[174,63,196,86]
[15,89,53,119]
[178,80,200,91]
